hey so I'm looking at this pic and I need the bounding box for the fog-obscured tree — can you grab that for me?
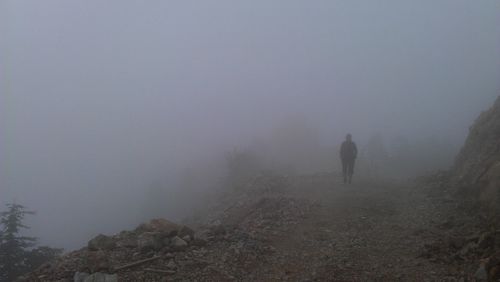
[0,203,61,282]
[25,246,63,272]
[0,203,36,281]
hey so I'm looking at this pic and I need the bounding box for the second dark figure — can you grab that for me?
[340,134,357,184]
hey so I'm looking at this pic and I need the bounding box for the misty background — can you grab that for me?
[1,1,499,250]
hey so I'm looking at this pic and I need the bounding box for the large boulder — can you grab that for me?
[178,225,195,238]
[74,272,90,282]
[170,236,188,251]
[88,234,116,251]
[83,272,118,282]
[85,250,111,273]
[135,218,183,237]
[115,231,138,248]
[137,232,164,252]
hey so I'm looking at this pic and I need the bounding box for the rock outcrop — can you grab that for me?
[452,96,500,218]
[420,96,500,281]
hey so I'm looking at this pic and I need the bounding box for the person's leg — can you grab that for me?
[342,159,347,184]
[348,159,355,184]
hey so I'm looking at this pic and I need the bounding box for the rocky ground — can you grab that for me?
[21,172,500,281]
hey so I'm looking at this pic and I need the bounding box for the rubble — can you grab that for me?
[82,272,117,282]
[20,172,315,281]
[19,218,204,281]
[137,232,163,252]
[88,235,116,251]
[135,218,182,236]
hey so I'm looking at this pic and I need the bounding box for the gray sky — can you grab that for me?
[1,1,499,249]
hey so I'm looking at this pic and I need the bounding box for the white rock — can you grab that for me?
[74,272,90,282]
[83,272,118,282]
[171,236,188,250]
[182,235,192,242]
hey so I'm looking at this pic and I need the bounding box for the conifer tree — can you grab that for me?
[0,203,36,282]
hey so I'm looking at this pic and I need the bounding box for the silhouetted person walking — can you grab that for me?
[340,134,357,184]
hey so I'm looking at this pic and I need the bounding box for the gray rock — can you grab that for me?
[74,272,90,282]
[116,237,138,248]
[171,236,188,250]
[83,272,118,282]
[88,234,116,251]
[116,231,138,248]
[182,235,192,242]
[196,229,212,241]
[166,259,177,269]
[192,238,207,247]
[138,232,164,252]
[474,264,488,281]
[85,250,111,273]
[178,225,195,238]
[209,225,226,236]
[135,218,182,237]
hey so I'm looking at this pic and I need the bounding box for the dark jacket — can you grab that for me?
[340,141,358,160]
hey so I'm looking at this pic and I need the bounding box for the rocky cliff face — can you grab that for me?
[452,96,500,218]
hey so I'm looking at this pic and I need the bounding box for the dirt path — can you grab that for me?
[21,174,475,281]
[247,176,454,281]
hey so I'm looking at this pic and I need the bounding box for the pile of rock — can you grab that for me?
[19,219,202,282]
[21,171,315,281]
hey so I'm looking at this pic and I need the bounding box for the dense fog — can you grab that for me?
[1,1,499,250]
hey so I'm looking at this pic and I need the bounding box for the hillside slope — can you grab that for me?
[21,173,484,281]
[453,96,500,217]
[20,96,500,281]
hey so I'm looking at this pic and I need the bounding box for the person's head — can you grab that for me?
[346,134,352,142]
